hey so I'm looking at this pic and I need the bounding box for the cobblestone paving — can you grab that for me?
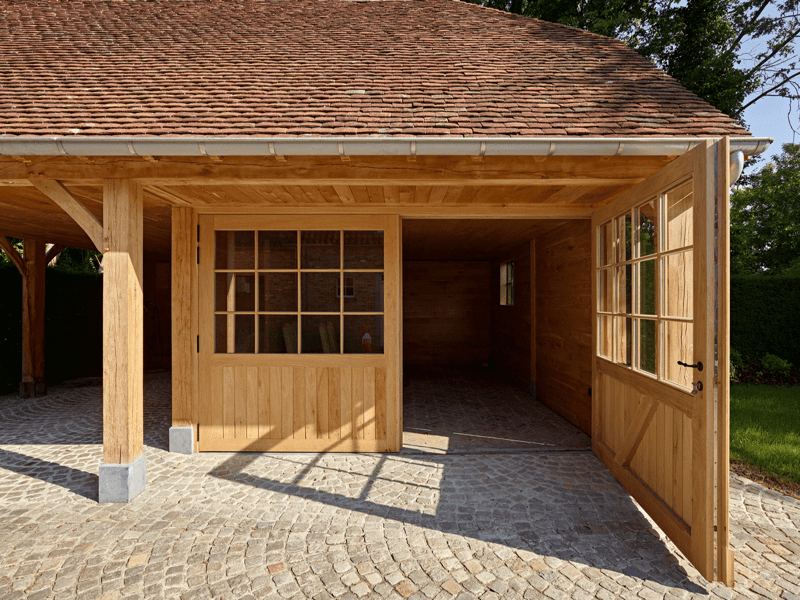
[402,369,590,454]
[1,373,799,600]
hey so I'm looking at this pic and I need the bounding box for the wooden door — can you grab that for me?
[198,214,401,452]
[591,138,732,584]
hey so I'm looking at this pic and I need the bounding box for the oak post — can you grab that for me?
[21,240,47,398]
[99,179,145,503]
[170,206,196,453]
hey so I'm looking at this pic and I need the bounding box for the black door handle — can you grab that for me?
[677,360,703,371]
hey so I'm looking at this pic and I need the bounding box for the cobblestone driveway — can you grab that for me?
[1,373,798,600]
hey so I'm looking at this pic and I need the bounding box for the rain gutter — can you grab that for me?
[0,136,772,159]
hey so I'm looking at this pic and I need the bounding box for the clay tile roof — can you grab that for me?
[0,0,749,138]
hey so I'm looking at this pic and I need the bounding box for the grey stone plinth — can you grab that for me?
[99,454,146,503]
[169,426,195,454]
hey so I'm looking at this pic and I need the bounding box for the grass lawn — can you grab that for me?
[730,384,800,487]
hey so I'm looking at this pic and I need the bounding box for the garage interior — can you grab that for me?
[401,218,593,454]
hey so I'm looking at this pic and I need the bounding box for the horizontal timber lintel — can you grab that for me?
[189,205,595,218]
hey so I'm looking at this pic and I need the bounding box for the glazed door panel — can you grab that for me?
[198,215,400,452]
[591,139,732,584]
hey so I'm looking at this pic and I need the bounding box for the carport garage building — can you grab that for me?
[0,0,771,586]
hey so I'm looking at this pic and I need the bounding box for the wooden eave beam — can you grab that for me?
[0,235,26,276]
[0,155,676,187]
[29,179,104,252]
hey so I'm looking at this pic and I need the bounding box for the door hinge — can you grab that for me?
[197,246,200,264]
[197,224,200,243]
[197,335,200,353]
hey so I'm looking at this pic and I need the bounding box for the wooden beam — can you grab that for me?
[29,179,104,252]
[171,207,195,436]
[20,240,46,398]
[103,180,144,465]
[614,395,658,467]
[190,204,595,218]
[45,244,65,265]
[0,154,676,186]
[0,235,25,277]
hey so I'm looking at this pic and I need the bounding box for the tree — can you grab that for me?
[730,143,800,274]
[463,0,800,129]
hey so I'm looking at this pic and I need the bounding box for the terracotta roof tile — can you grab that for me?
[0,0,749,138]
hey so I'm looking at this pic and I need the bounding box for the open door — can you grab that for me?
[591,138,732,584]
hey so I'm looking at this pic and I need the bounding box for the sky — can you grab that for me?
[738,3,797,172]
[742,90,796,170]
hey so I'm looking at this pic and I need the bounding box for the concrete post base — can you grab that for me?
[169,426,195,455]
[98,454,146,503]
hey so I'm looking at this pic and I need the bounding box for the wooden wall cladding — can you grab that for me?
[490,243,532,389]
[596,368,694,527]
[403,261,491,366]
[199,364,388,451]
[535,220,593,434]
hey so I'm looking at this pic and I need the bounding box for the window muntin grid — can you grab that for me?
[597,177,694,389]
[213,229,385,354]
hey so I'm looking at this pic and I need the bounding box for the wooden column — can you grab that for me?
[100,180,145,502]
[21,240,47,397]
[170,206,196,453]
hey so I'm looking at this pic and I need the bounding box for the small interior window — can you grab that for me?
[500,261,514,306]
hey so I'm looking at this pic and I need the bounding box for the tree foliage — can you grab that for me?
[731,143,800,274]
[463,0,800,128]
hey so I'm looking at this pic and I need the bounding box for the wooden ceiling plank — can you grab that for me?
[413,186,432,204]
[318,186,343,204]
[232,184,273,205]
[332,185,356,203]
[442,186,465,204]
[429,187,449,204]
[268,186,297,204]
[349,185,371,204]
[146,185,194,207]
[366,186,385,204]
[398,186,414,204]
[383,186,400,204]
[299,186,329,204]
[539,185,601,205]
[454,186,481,205]
[29,179,104,251]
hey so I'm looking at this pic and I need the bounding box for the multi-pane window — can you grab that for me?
[500,261,514,306]
[214,230,384,354]
[597,177,694,390]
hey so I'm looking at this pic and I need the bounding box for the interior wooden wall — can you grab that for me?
[403,261,491,366]
[490,243,532,390]
[535,220,593,434]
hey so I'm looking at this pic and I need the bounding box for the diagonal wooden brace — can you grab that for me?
[29,179,104,252]
[614,395,659,467]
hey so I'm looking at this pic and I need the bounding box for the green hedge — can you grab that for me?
[0,265,102,394]
[731,275,800,366]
